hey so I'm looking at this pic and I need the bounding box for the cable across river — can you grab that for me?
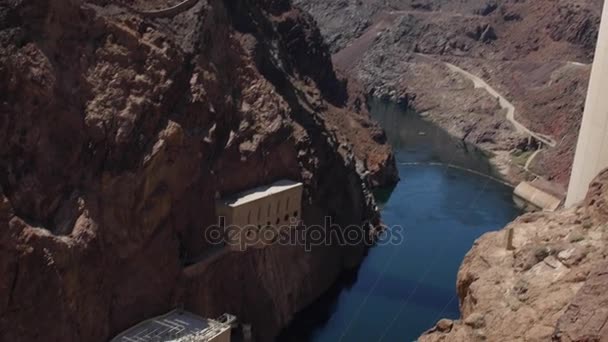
[398,161,514,187]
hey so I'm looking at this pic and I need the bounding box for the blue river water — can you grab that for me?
[278,100,521,342]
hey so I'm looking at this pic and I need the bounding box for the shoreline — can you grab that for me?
[374,97,534,188]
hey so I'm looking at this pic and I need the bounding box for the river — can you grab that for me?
[278,99,522,341]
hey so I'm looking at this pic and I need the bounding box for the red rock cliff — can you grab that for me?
[0,0,397,340]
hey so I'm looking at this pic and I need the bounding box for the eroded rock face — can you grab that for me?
[419,169,608,342]
[297,0,602,186]
[0,0,397,340]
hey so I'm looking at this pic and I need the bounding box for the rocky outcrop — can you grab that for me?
[475,1,498,16]
[466,24,497,43]
[549,3,602,52]
[419,169,608,341]
[0,0,396,341]
[297,0,602,186]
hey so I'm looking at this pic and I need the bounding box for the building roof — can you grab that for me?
[110,310,231,342]
[219,179,302,207]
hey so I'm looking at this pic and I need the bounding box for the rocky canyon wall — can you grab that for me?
[298,0,603,186]
[0,0,397,340]
[420,169,608,341]
[294,1,608,340]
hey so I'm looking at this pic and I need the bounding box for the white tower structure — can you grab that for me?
[566,0,608,207]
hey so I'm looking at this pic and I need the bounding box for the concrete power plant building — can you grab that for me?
[110,310,236,342]
[566,0,608,207]
[216,180,303,250]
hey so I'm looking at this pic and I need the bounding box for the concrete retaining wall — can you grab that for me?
[514,182,562,212]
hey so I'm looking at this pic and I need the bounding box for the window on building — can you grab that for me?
[293,211,298,218]
[286,197,290,211]
[284,214,289,222]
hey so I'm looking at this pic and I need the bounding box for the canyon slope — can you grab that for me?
[297,0,603,187]
[0,0,397,341]
[296,1,608,341]
[420,169,608,341]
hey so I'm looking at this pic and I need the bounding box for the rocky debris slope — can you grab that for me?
[0,0,397,340]
[299,0,602,62]
[297,0,603,186]
[419,169,608,341]
[446,58,592,185]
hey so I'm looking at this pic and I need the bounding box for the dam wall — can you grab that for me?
[566,0,608,207]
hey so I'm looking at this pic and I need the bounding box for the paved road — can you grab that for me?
[332,17,558,150]
[442,60,557,148]
[567,61,590,67]
[524,149,542,171]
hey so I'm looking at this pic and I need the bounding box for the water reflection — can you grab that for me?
[279,100,521,342]
[369,98,496,176]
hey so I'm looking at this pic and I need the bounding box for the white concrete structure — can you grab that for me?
[566,0,608,207]
[513,181,562,212]
[110,310,235,342]
[216,180,303,250]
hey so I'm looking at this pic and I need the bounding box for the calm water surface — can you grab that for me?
[279,99,521,342]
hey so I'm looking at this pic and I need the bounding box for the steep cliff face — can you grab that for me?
[0,0,396,340]
[298,0,603,61]
[419,169,608,341]
[297,0,603,186]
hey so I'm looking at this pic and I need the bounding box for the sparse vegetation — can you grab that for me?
[511,149,535,167]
